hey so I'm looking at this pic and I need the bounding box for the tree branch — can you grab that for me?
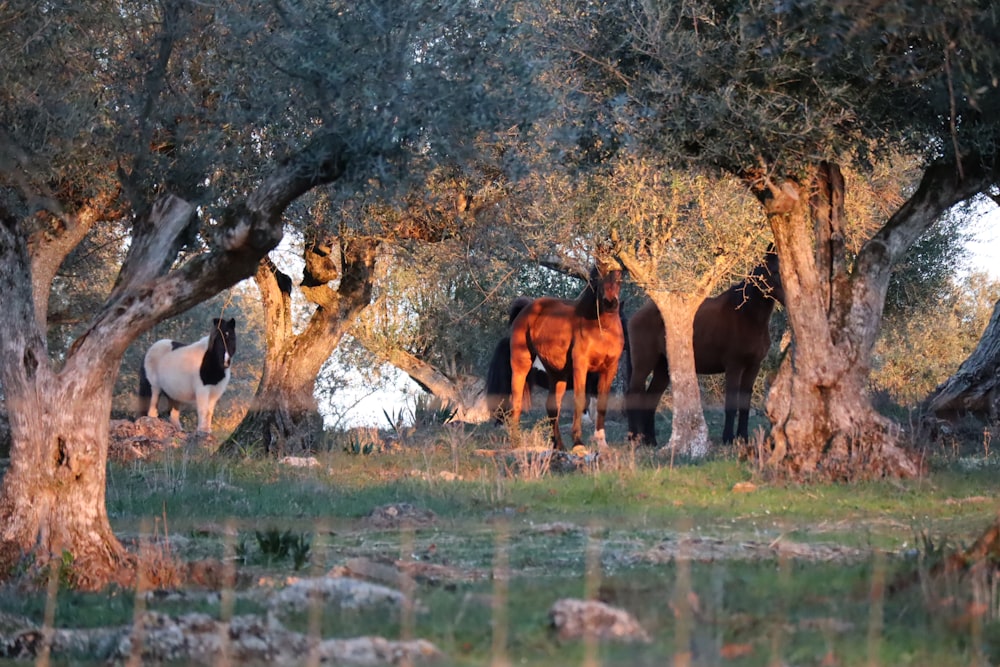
[64,131,352,371]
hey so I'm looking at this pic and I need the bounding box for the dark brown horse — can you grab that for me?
[505,266,625,450]
[625,250,783,447]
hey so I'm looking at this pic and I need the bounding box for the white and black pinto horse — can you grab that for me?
[138,318,237,433]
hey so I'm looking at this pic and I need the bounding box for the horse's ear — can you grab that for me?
[227,318,236,329]
[594,256,621,276]
[212,317,221,328]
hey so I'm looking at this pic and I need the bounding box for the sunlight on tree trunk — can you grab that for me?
[647,291,709,458]
[0,361,131,588]
[223,236,379,456]
[923,299,1000,421]
[755,161,992,480]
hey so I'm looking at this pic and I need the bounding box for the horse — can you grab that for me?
[485,298,537,422]
[506,265,625,450]
[138,318,237,433]
[485,298,600,425]
[625,249,783,447]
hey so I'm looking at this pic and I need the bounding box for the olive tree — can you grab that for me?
[559,0,1000,479]
[0,0,544,586]
[599,159,771,456]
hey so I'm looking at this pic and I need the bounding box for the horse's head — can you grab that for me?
[589,266,622,312]
[211,318,237,369]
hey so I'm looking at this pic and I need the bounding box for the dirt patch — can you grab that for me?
[108,417,186,463]
[636,534,865,564]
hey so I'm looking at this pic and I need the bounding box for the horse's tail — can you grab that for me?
[485,336,513,423]
[621,306,632,391]
[137,361,152,419]
[485,297,536,423]
[508,296,533,325]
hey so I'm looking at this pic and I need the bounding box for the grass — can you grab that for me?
[5,415,1000,665]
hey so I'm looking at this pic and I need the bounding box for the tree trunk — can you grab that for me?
[357,342,486,423]
[616,250,731,458]
[0,376,130,590]
[923,299,1000,421]
[222,236,379,456]
[0,214,132,588]
[756,160,991,480]
[0,132,350,588]
[648,291,709,458]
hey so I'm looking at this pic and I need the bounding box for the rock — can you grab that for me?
[265,576,406,615]
[339,557,417,590]
[363,503,436,529]
[278,456,321,468]
[111,611,441,665]
[548,598,650,643]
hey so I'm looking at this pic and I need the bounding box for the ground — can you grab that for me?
[0,412,998,665]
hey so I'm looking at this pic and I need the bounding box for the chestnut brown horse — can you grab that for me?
[625,250,783,447]
[485,295,600,424]
[506,266,624,450]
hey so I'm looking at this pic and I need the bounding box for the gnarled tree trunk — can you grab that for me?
[647,291,709,457]
[222,236,379,456]
[757,160,992,480]
[923,299,1000,421]
[0,131,349,587]
[0,259,130,587]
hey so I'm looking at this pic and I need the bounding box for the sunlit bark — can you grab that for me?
[223,236,379,456]
[758,160,992,480]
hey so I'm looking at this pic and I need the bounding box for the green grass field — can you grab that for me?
[3,416,1000,666]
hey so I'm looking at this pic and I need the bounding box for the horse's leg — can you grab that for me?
[201,394,219,434]
[640,356,670,448]
[190,384,214,433]
[147,380,161,419]
[509,345,533,447]
[486,337,513,424]
[722,366,743,444]
[569,361,591,449]
[168,402,183,430]
[592,369,616,449]
[626,353,655,445]
[550,380,568,451]
[736,361,762,442]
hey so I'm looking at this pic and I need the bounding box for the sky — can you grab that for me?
[965,201,1000,279]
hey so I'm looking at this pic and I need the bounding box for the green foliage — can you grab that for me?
[885,211,973,318]
[412,395,459,427]
[557,0,1000,178]
[342,428,383,456]
[873,270,1000,405]
[254,529,312,570]
[39,550,78,590]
